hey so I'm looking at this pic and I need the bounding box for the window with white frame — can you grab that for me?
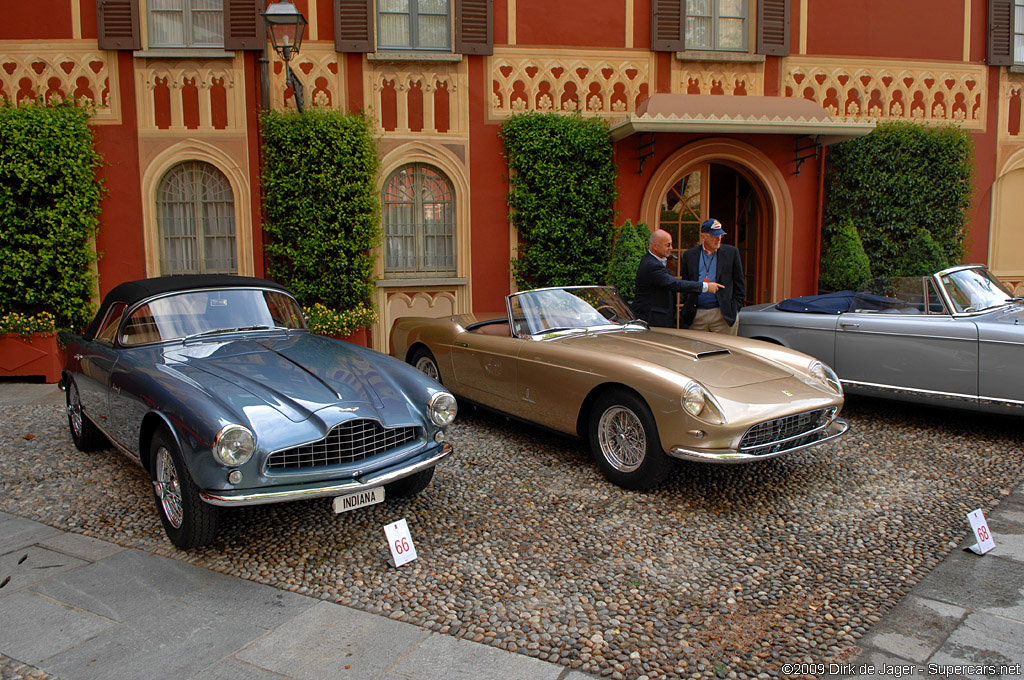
[1016,0,1024,63]
[383,164,456,278]
[149,0,224,48]
[686,0,746,51]
[377,0,451,50]
[157,161,237,274]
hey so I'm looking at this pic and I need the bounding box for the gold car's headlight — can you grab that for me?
[213,424,255,466]
[428,391,458,427]
[682,382,724,424]
[809,361,843,396]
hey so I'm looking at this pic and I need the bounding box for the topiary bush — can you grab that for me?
[606,219,649,301]
[0,100,105,332]
[824,121,973,279]
[820,216,871,291]
[261,109,380,319]
[500,112,618,289]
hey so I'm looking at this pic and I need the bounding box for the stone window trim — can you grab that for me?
[97,0,264,51]
[336,0,492,55]
[651,0,789,57]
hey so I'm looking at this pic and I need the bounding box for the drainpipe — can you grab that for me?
[814,144,827,293]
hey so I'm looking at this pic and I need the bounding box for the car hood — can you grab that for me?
[162,333,400,423]
[557,329,793,388]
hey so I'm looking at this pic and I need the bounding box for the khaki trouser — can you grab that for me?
[690,307,738,335]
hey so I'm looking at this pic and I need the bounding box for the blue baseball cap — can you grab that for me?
[700,218,726,237]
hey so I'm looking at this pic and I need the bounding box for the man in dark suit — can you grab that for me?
[679,218,745,335]
[633,228,722,328]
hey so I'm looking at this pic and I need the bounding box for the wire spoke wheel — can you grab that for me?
[155,446,184,529]
[68,382,84,438]
[598,405,647,472]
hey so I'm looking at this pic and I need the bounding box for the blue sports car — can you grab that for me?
[63,275,457,549]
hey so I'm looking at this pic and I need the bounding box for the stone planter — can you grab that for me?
[336,327,370,347]
[0,333,64,383]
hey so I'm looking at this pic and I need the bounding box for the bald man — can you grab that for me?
[632,229,722,328]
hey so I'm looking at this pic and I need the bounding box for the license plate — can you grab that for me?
[332,487,385,514]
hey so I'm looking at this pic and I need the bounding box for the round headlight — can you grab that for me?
[810,361,843,396]
[683,382,706,417]
[428,391,458,427]
[213,424,255,466]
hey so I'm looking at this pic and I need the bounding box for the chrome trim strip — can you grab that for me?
[199,442,453,507]
[669,419,848,464]
[841,380,977,403]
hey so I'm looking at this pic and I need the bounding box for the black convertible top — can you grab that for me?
[84,274,291,340]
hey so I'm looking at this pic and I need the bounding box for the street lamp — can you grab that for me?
[263,0,308,112]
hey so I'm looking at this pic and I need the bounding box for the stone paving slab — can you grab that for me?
[928,611,1024,678]
[0,591,116,665]
[43,600,265,680]
[236,600,431,680]
[0,514,62,555]
[36,532,125,563]
[391,633,565,680]
[912,551,1024,621]
[27,548,222,622]
[0,545,89,594]
[179,576,319,630]
[192,658,294,680]
[863,594,966,664]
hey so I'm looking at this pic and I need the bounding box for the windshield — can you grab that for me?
[507,286,638,337]
[119,288,307,345]
[940,268,1015,313]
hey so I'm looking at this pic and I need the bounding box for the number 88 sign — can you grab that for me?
[384,519,418,567]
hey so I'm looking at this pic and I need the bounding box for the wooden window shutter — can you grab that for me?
[336,0,373,53]
[97,0,140,50]
[224,0,263,50]
[651,0,684,52]
[756,0,790,56]
[455,0,493,55]
[989,0,1014,66]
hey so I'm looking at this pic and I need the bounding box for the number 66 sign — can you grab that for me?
[967,509,995,555]
[384,519,418,567]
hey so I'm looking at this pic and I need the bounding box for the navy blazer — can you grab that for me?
[678,243,746,327]
[632,252,704,327]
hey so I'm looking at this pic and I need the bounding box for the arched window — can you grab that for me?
[382,163,456,278]
[157,161,236,275]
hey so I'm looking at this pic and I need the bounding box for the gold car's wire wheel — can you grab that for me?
[155,446,185,529]
[597,405,646,473]
[411,348,441,383]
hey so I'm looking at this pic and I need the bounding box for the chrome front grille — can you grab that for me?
[739,408,837,456]
[267,419,422,470]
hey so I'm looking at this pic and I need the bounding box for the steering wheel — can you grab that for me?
[595,305,620,321]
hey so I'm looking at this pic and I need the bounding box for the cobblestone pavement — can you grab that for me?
[1,397,1022,680]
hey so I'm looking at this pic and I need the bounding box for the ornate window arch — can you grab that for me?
[156,160,237,274]
[382,163,456,278]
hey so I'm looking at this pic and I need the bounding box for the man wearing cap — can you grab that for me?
[633,228,723,328]
[679,218,746,335]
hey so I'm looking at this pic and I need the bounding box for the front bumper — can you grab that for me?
[669,418,848,464]
[199,442,453,506]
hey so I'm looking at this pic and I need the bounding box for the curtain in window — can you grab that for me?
[149,0,224,47]
[157,161,237,274]
[383,164,455,277]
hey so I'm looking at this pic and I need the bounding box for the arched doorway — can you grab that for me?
[656,161,769,323]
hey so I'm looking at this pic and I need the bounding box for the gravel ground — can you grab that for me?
[1,397,1022,680]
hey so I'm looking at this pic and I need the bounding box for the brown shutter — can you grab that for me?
[455,0,492,55]
[650,0,684,52]
[336,0,373,53]
[224,0,264,50]
[989,0,1014,66]
[96,0,140,50]
[756,0,790,56]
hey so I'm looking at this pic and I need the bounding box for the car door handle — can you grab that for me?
[454,341,469,348]
[74,353,84,360]
[839,322,860,329]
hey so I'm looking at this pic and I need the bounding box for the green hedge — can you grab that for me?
[606,219,649,301]
[823,121,972,282]
[500,112,618,289]
[261,109,380,315]
[820,216,871,291]
[0,101,104,331]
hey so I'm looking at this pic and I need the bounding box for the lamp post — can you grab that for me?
[262,0,308,112]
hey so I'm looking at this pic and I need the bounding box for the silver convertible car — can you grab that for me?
[63,275,457,550]
[738,264,1023,415]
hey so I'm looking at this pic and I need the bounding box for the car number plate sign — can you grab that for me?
[332,487,384,514]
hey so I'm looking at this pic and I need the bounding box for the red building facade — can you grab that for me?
[4,0,1023,349]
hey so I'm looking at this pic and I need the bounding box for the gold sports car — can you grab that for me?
[390,286,847,490]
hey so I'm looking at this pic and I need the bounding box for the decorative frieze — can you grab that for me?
[0,41,119,123]
[999,70,1024,140]
[137,56,245,133]
[489,48,653,120]
[366,60,468,136]
[671,59,764,96]
[269,43,345,112]
[783,57,986,129]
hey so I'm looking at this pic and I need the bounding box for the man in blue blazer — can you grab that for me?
[633,228,722,328]
[679,218,746,335]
